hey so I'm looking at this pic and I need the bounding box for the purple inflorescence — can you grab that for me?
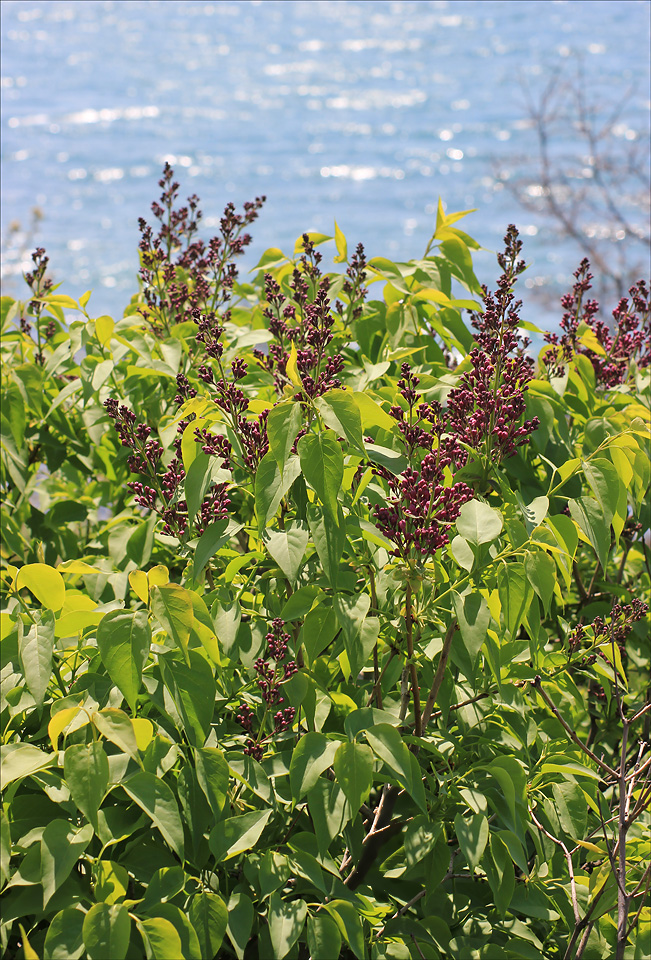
[236,618,298,758]
[544,260,650,384]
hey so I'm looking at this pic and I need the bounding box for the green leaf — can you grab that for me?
[137,867,185,914]
[524,550,556,615]
[307,778,349,856]
[300,605,338,664]
[308,913,342,960]
[96,610,151,713]
[255,451,302,530]
[18,924,39,960]
[582,457,621,527]
[314,390,365,455]
[353,391,397,432]
[498,562,533,639]
[333,741,374,813]
[456,499,503,545]
[334,592,374,678]
[159,650,216,746]
[520,495,549,533]
[486,835,514,917]
[450,534,474,572]
[210,809,272,862]
[43,907,85,960]
[263,521,309,583]
[83,904,131,960]
[451,592,489,679]
[213,598,241,657]
[92,708,140,763]
[289,732,340,802]
[194,746,229,818]
[64,742,109,831]
[93,860,128,904]
[0,742,56,786]
[268,893,307,959]
[189,891,228,959]
[150,583,194,664]
[552,781,587,841]
[184,452,230,523]
[267,401,303,472]
[16,563,65,610]
[365,724,426,812]
[454,812,489,871]
[324,900,366,960]
[192,517,230,578]
[404,816,441,869]
[307,504,346,587]
[281,584,320,620]
[122,771,184,859]
[137,917,183,960]
[298,430,344,521]
[227,892,254,960]
[41,820,93,908]
[0,808,10,888]
[569,496,610,570]
[18,610,55,706]
[294,231,332,254]
[141,904,201,959]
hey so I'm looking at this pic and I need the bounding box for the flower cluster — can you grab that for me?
[367,364,472,559]
[567,598,648,668]
[446,226,539,465]
[255,235,350,399]
[236,619,298,760]
[544,260,650,385]
[137,163,265,334]
[192,355,269,473]
[20,248,56,366]
[363,230,543,560]
[103,399,229,538]
[374,458,473,559]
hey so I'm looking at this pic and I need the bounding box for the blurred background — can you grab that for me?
[1,0,649,328]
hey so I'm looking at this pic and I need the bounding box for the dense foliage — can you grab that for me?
[1,166,650,960]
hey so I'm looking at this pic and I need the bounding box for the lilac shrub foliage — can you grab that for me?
[1,168,650,960]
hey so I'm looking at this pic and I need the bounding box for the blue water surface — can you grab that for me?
[2,0,649,328]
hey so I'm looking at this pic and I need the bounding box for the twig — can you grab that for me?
[529,805,580,925]
[422,621,458,730]
[530,677,618,778]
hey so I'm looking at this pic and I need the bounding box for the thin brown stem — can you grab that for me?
[530,677,618,778]
[422,621,458,730]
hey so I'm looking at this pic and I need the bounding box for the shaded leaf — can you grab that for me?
[122,771,184,859]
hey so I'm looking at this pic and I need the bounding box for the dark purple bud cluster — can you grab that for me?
[341,243,368,320]
[258,235,358,399]
[446,226,539,465]
[194,427,233,468]
[20,247,55,365]
[173,373,197,406]
[104,399,163,474]
[235,619,298,760]
[373,456,473,559]
[544,262,650,385]
[137,162,264,333]
[104,399,234,540]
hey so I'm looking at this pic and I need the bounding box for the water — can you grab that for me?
[2,0,649,329]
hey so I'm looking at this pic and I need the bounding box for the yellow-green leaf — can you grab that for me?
[15,563,65,610]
